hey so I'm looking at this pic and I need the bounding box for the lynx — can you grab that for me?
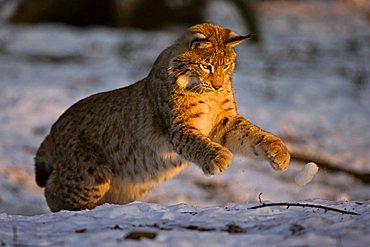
[35,23,290,212]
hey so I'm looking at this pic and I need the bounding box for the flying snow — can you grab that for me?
[295,162,319,186]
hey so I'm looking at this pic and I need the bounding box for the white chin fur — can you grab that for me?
[176,75,201,90]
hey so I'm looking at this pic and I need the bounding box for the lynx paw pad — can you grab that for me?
[202,148,233,175]
[264,138,290,171]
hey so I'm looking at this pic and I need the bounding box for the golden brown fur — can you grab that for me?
[35,23,290,212]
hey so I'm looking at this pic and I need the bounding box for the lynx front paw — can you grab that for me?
[202,147,233,175]
[263,137,290,171]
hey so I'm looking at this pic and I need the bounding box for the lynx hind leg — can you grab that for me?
[45,166,111,212]
[44,149,112,212]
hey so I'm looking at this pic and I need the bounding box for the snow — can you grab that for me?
[0,200,369,247]
[0,1,369,245]
[295,162,319,186]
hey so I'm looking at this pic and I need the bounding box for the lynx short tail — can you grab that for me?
[35,161,53,187]
[35,134,54,187]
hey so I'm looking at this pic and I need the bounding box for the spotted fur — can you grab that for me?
[35,23,290,212]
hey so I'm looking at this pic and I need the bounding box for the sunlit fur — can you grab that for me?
[169,25,236,93]
[35,23,290,212]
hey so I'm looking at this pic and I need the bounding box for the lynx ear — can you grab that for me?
[189,33,212,49]
[225,32,252,47]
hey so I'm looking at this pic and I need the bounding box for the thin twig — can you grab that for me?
[248,202,360,215]
[258,193,263,204]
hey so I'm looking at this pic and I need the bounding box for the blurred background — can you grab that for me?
[0,0,369,215]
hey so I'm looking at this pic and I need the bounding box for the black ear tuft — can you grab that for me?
[225,32,253,47]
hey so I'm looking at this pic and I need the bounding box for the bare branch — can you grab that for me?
[290,148,370,184]
[248,202,360,215]
[282,136,370,184]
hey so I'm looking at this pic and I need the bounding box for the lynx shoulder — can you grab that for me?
[35,23,290,212]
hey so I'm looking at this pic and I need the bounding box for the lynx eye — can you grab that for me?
[199,64,213,73]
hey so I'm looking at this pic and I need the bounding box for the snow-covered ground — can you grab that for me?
[0,1,369,245]
[1,200,369,247]
[0,2,369,244]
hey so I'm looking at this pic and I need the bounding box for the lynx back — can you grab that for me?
[35,23,290,212]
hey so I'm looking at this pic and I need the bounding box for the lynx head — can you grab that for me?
[169,23,250,93]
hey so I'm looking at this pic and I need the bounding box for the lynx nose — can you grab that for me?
[211,78,224,90]
[212,84,222,90]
